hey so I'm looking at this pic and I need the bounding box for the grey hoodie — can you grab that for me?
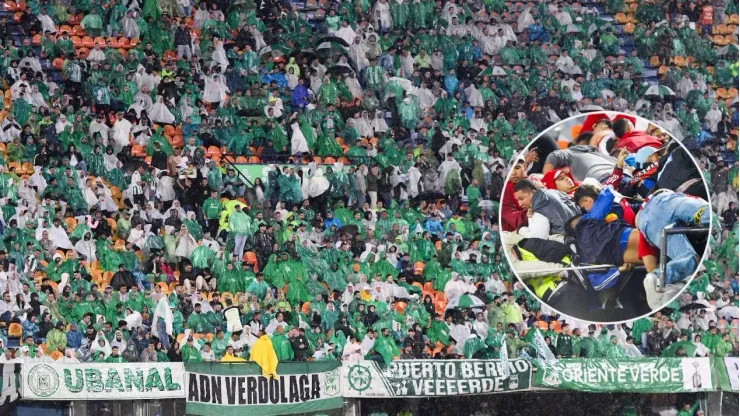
[531,189,581,235]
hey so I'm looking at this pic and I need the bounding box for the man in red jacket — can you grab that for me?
[612,119,665,153]
[501,150,538,232]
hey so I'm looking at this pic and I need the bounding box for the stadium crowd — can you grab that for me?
[0,0,736,369]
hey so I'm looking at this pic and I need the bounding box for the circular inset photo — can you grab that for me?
[499,112,711,323]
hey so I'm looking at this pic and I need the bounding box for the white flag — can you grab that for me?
[532,329,557,362]
[501,339,511,379]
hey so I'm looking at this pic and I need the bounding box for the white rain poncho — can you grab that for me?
[180,98,195,120]
[370,110,389,134]
[175,225,197,258]
[37,13,56,33]
[676,75,694,98]
[306,168,330,198]
[112,116,132,148]
[516,7,534,32]
[464,84,484,108]
[335,23,356,45]
[121,15,140,38]
[352,112,373,137]
[211,40,229,72]
[437,157,461,188]
[87,47,105,62]
[373,0,391,29]
[705,105,723,132]
[55,115,73,134]
[448,323,471,355]
[349,40,369,71]
[149,96,176,124]
[74,232,97,262]
[286,71,299,90]
[91,331,112,359]
[110,330,128,351]
[203,73,230,104]
[124,309,143,331]
[42,221,73,250]
[151,297,174,340]
[290,122,309,154]
[133,84,155,110]
[346,75,363,99]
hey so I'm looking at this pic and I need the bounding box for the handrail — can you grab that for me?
[658,226,710,288]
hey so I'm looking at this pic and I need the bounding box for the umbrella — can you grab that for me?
[446,294,486,310]
[316,41,349,57]
[290,48,316,60]
[259,46,288,61]
[678,303,709,312]
[326,65,355,76]
[463,336,488,358]
[316,36,350,48]
[479,66,507,77]
[644,85,676,98]
[413,191,445,202]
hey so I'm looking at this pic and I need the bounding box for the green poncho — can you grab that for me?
[272,331,295,361]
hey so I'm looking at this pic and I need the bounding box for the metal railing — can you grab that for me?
[657,226,710,289]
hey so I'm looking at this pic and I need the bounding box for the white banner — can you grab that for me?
[1,364,20,410]
[725,357,739,392]
[22,363,186,400]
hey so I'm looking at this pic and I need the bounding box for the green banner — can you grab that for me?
[342,359,532,397]
[533,358,715,393]
[185,362,342,416]
[714,357,739,392]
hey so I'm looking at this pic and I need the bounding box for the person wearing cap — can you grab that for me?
[181,337,202,362]
[611,118,665,153]
[541,167,580,196]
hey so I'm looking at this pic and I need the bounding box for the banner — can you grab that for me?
[342,359,532,398]
[185,362,343,416]
[534,358,714,393]
[0,364,20,413]
[715,357,739,392]
[22,363,186,400]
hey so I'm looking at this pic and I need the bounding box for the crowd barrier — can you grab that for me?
[1,358,737,415]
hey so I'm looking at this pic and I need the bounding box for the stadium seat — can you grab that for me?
[8,322,22,337]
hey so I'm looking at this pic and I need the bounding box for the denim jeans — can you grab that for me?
[157,319,170,351]
[635,191,710,284]
[233,234,248,259]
